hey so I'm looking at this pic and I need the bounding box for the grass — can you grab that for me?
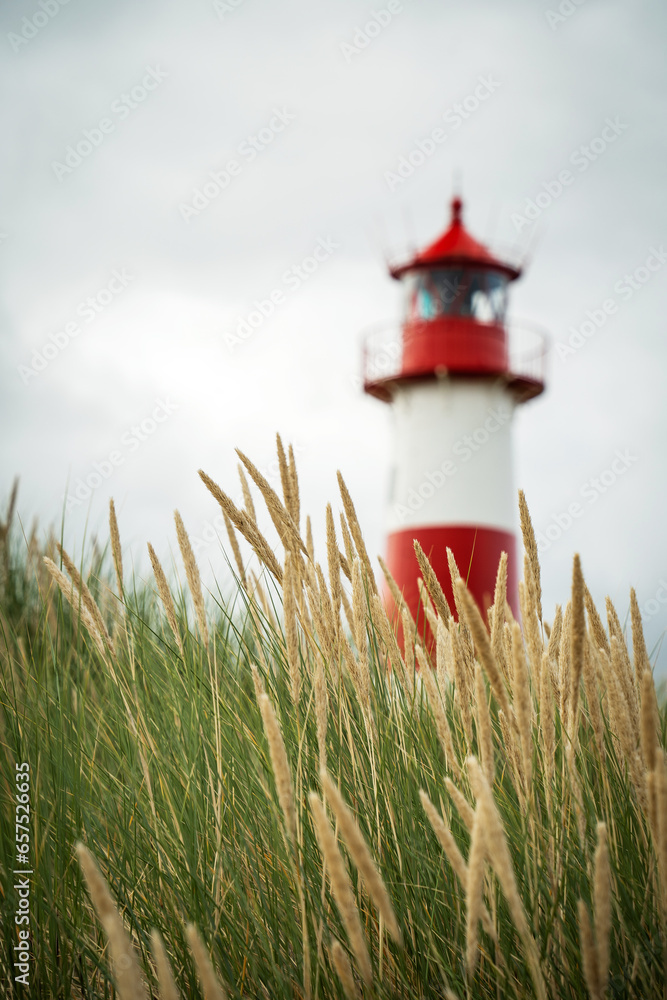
[1,436,666,999]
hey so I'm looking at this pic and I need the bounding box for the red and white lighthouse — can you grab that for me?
[363,196,547,625]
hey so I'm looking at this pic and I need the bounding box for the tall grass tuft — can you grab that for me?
[0,439,666,999]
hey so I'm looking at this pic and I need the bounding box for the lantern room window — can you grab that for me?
[404,268,508,324]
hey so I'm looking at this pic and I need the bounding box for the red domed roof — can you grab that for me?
[390,197,521,281]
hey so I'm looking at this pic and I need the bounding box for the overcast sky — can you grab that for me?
[2,0,666,672]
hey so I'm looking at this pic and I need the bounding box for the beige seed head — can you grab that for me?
[109,499,123,598]
[582,635,605,760]
[502,620,514,686]
[56,544,115,655]
[606,600,640,739]
[174,511,209,645]
[539,653,556,805]
[185,923,228,1000]
[420,789,496,940]
[237,462,256,522]
[401,606,416,680]
[419,646,461,780]
[436,617,452,691]
[342,634,371,716]
[305,580,326,652]
[546,604,563,664]
[511,622,533,790]
[199,469,245,533]
[456,579,511,721]
[594,822,611,997]
[490,552,509,682]
[147,544,184,656]
[569,554,586,741]
[607,639,637,761]
[150,929,181,1000]
[275,432,294,522]
[466,758,547,1000]
[251,663,265,702]
[559,601,572,725]
[75,842,148,1000]
[309,571,335,660]
[198,470,283,583]
[372,593,412,695]
[584,586,609,658]
[655,752,667,922]
[418,578,439,637]
[449,625,474,747]
[339,512,354,568]
[605,596,634,689]
[330,940,359,1000]
[413,539,452,624]
[336,471,377,595]
[491,551,508,636]
[444,777,475,834]
[315,660,328,772]
[419,789,469,886]
[377,555,408,618]
[474,664,494,785]
[640,662,661,774]
[630,587,650,688]
[340,583,355,639]
[258,694,297,845]
[286,443,300,528]
[498,709,525,799]
[305,514,315,561]
[321,771,402,945]
[518,489,542,622]
[520,559,543,676]
[309,792,372,985]
[326,503,342,616]
[446,548,465,622]
[222,512,246,588]
[236,448,305,556]
[351,558,368,661]
[577,899,601,1000]
[283,551,301,704]
[465,806,487,977]
[43,557,108,658]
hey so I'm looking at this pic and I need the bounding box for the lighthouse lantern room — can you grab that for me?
[363,196,547,626]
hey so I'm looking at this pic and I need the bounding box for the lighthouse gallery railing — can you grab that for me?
[361,320,549,391]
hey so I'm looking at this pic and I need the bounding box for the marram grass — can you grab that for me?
[1,443,666,1000]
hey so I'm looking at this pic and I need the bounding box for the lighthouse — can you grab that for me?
[363,196,547,626]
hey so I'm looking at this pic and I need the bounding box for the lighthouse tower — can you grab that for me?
[363,196,547,625]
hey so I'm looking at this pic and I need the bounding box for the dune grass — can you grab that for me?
[1,438,666,999]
